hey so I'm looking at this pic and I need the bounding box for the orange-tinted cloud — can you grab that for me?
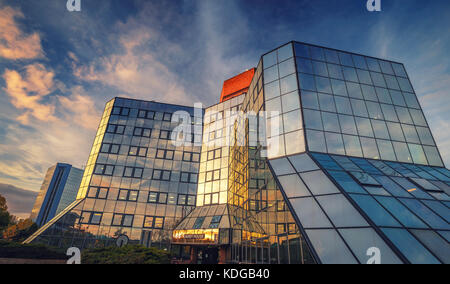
[0,6,44,60]
[3,63,57,124]
[58,88,101,131]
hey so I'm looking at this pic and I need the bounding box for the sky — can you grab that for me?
[0,0,449,219]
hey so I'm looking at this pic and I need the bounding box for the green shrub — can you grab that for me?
[82,245,171,264]
[0,241,66,259]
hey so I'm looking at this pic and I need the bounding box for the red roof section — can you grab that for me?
[220,68,255,103]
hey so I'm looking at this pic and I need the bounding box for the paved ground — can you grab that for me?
[0,258,66,264]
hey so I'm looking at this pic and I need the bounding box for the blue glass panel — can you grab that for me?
[410,230,450,264]
[331,156,360,172]
[310,153,342,170]
[369,160,402,177]
[437,231,450,243]
[349,158,383,175]
[398,199,450,230]
[421,200,450,223]
[350,172,380,186]
[375,196,428,228]
[381,228,440,264]
[294,43,310,58]
[328,171,367,194]
[385,162,418,178]
[349,194,400,227]
[364,186,391,196]
[373,175,412,198]
[391,177,433,199]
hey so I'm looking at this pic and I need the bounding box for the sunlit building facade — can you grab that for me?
[26,42,450,264]
[30,163,83,227]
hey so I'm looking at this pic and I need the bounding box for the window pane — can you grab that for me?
[300,170,340,195]
[306,130,327,152]
[317,194,368,227]
[372,120,390,139]
[355,117,374,137]
[346,82,363,99]
[339,228,402,264]
[408,144,428,165]
[349,194,400,227]
[278,174,310,198]
[381,228,440,264]
[387,122,405,142]
[305,229,358,264]
[328,171,367,194]
[322,112,339,132]
[410,230,450,264]
[351,99,368,117]
[393,142,412,163]
[375,196,428,228]
[290,197,332,228]
[331,79,348,97]
[315,76,332,94]
[304,109,323,130]
[343,135,363,157]
[301,91,319,110]
[339,115,357,135]
[360,137,380,159]
[318,94,336,112]
[334,96,353,115]
[377,139,397,161]
[423,146,443,167]
[325,132,345,155]
[399,198,449,230]
[280,74,298,95]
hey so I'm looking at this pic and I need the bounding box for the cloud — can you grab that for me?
[58,87,101,131]
[3,63,57,124]
[74,24,191,105]
[0,6,44,60]
[0,183,37,220]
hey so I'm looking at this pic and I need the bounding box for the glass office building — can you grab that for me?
[30,163,83,227]
[25,42,449,264]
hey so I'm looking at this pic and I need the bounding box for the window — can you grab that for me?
[138,109,155,120]
[143,216,165,229]
[207,148,222,160]
[80,211,103,225]
[206,170,221,182]
[177,194,196,206]
[112,107,130,116]
[100,143,120,154]
[163,112,172,122]
[209,216,222,229]
[112,214,134,227]
[87,187,109,199]
[183,151,200,162]
[152,170,171,181]
[106,124,125,135]
[128,146,148,157]
[156,149,174,160]
[193,217,205,229]
[148,192,168,204]
[118,189,139,202]
[133,127,152,138]
[159,130,171,140]
[123,167,144,178]
[94,164,115,176]
[180,172,198,183]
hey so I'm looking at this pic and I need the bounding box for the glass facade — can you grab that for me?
[26,41,449,264]
[30,163,83,227]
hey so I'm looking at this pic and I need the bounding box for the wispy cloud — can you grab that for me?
[0,6,44,60]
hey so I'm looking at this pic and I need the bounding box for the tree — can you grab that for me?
[0,194,13,234]
[2,218,38,242]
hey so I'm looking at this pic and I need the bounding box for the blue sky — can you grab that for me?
[0,0,449,218]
